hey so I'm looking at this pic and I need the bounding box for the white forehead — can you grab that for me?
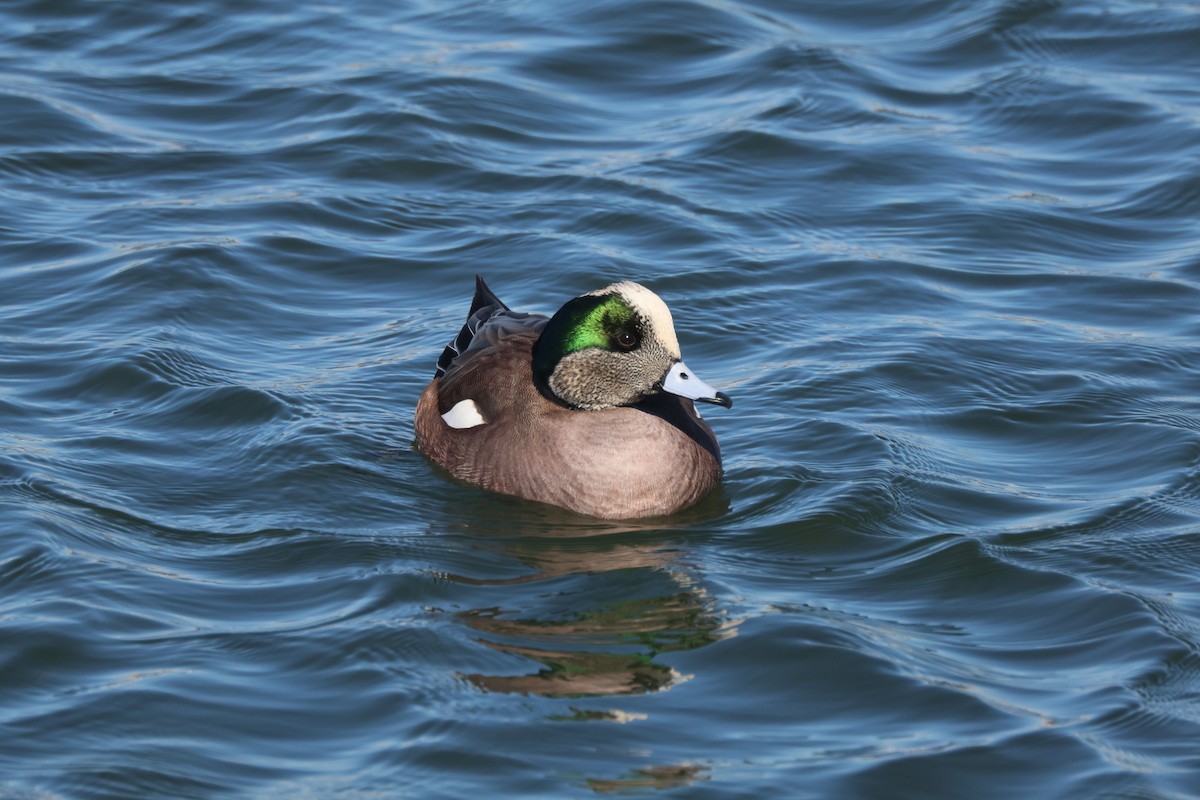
[587,281,680,356]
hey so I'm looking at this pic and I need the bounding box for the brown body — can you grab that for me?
[415,317,722,519]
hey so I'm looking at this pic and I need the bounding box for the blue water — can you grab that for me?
[3,0,1200,797]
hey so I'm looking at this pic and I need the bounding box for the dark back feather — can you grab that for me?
[434,275,511,378]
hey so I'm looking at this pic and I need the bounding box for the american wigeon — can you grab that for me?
[415,276,732,519]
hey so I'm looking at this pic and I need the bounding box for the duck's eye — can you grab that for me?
[615,331,639,350]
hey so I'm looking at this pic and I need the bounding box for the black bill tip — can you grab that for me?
[698,391,733,409]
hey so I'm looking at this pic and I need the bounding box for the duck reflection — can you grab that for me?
[461,591,722,697]
[441,502,736,700]
[587,763,710,793]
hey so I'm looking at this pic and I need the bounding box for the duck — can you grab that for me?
[414,276,733,519]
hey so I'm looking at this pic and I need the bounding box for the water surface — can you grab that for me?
[3,0,1200,797]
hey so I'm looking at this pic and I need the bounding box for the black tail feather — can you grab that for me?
[470,274,508,315]
[434,275,508,378]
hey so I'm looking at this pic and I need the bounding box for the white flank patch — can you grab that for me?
[589,281,681,357]
[442,399,486,429]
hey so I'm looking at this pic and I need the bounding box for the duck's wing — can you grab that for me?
[435,275,547,387]
[435,276,508,378]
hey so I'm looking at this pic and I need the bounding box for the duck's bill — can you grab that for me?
[662,361,733,409]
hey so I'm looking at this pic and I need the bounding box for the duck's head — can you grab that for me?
[531,281,733,412]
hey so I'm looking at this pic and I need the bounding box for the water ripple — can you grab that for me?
[3,0,1200,796]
